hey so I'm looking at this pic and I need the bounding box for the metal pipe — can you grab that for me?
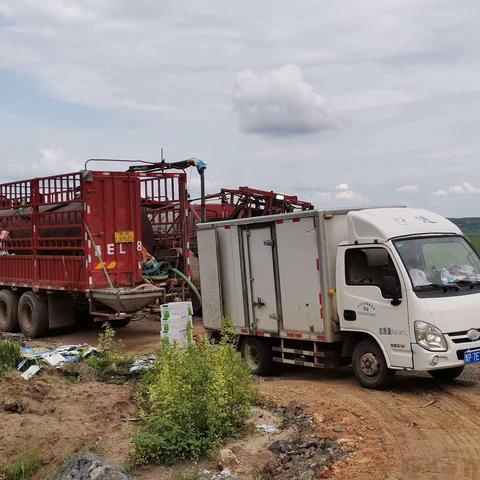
[84,158,154,170]
[200,169,206,223]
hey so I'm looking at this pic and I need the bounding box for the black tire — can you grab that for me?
[352,339,395,389]
[429,366,464,381]
[17,292,49,338]
[0,289,19,332]
[241,337,273,376]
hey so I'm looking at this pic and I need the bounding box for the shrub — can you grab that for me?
[133,326,253,465]
[0,340,21,376]
[0,453,39,480]
[86,324,134,382]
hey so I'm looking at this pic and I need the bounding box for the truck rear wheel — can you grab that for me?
[429,366,464,381]
[352,339,395,389]
[241,337,273,376]
[0,289,19,332]
[18,292,48,338]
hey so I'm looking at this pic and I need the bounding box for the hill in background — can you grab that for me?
[449,218,480,251]
[449,218,480,236]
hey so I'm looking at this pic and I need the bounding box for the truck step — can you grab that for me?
[271,344,338,369]
[272,357,326,368]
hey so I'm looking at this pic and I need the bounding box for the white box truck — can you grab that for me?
[197,206,480,388]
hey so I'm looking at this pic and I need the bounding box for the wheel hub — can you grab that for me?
[360,352,380,377]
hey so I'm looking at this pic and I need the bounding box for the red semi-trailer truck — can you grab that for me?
[0,169,174,337]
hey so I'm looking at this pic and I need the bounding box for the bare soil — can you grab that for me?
[0,370,135,479]
[2,317,480,479]
[258,366,480,479]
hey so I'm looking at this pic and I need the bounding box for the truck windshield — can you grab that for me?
[393,236,480,290]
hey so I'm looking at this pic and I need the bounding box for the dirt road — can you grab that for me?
[259,366,480,479]
[4,318,480,479]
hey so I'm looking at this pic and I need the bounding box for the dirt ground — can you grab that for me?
[2,317,480,479]
[0,370,136,478]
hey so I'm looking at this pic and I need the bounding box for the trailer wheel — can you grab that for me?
[352,339,395,389]
[428,366,464,381]
[0,290,19,332]
[18,292,48,338]
[241,338,273,376]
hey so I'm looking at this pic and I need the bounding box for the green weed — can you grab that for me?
[0,340,21,376]
[0,453,40,480]
[133,320,254,465]
[86,324,134,382]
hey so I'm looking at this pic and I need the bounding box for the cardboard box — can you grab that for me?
[161,314,193,345]
[161,301,193,319]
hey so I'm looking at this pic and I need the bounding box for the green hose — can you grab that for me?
[143,260,202,305]
[144,274,169,281]
[169,267,202,305]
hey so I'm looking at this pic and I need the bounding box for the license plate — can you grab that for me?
[464,349,480,365]
[114,231,134,243]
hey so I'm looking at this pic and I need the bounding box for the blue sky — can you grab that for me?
[1,0,480,216]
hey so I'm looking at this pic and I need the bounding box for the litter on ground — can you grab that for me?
[17,344,98,378]
[20,364,41,380]
[129,354,156,373]
[256,424,280,434]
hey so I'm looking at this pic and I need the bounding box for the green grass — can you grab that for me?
[0,340,21,376]
[0,453,40,480]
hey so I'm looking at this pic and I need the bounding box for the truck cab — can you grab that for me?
[336,208,480,388]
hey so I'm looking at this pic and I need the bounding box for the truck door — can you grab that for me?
[242,226,279,333]
[337,245,413,368]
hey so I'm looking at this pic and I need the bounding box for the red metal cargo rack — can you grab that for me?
[0,170,144,292]
[139,171,190,276]
[0,170,173,337]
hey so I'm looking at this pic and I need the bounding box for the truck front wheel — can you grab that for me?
[18,292,49,338]
[0,289,19,332]
[429,366,464,381]
[352,339,395,389]
[241,337,273,376]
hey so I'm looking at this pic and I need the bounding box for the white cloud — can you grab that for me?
[396,184,419,193]
[233,64,336,136]
[432,182,480,196]
[0,1,480,216]
[313,183,363,203]
[334,183,362,201]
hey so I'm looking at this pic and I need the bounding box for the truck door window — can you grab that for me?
[345,248,401,298]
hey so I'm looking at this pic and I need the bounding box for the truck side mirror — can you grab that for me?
[382,275,401,305]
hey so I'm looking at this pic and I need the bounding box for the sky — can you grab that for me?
[0,0,480,217]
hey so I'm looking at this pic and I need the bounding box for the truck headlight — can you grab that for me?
[414,321,447,352]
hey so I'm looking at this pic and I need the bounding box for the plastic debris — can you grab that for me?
[256,424,280,434]
[21,365,40,380]
[199,469,235,480]
[129,354,156,373]
[43,352,66,366]
[212,469,234,479]
[18,344,98,374]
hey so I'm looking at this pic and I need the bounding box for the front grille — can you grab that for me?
[452,337,475,344]
[446,329,480,344]
[447,328,480,337]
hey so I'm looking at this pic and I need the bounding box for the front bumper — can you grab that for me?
[412,333,480,370]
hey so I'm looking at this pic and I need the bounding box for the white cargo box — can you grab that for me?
[197,210,344,342]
